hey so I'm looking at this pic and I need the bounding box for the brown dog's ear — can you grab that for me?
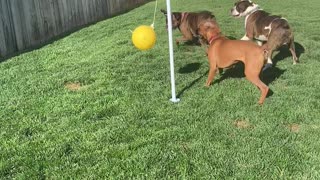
[160,9,167,15]
[198,21,221,35]
[206,21,220,30]
[202,21,214,29]
[197,22,206,36]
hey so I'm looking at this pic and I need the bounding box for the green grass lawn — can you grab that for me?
[1,0,320,178]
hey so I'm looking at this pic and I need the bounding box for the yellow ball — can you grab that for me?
[132,25,156,50]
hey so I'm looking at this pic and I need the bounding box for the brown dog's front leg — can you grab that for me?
[206,66,217,87]
[175,39,180,45]
[206,55,217,87]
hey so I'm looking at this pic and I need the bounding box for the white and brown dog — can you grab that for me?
[231,0,298,68]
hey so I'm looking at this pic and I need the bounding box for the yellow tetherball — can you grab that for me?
[132,25,156,50]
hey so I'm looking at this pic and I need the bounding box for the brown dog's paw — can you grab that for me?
[293,59,299,65]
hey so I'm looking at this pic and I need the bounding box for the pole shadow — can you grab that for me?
[177,62,205,98]
[177,70,208,98]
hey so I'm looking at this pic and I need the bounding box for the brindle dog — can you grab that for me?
[161,9,216,46]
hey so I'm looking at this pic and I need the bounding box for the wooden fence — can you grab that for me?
[0,0,150,58]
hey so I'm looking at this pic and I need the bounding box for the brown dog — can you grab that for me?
[198,20,269,104]
[161,9,216,46]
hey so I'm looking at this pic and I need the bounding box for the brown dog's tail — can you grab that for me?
[261,44,269,60]
[263,49,268,59]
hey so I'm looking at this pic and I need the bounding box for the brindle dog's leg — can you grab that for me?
[289,38,299,64]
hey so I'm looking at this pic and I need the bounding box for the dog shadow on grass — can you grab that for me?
[176,61,286,98]
[213,62,286,97]
[178,62,202,74]
[273,42,305,66]
[182,40,201,46]
[214,62,286,85]
[262,67,286,85]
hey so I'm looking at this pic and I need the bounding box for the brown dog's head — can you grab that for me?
[160,9,182,29]
[197,21,221,43]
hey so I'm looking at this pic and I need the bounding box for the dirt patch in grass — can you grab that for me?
[288,123,300,133]
[233,120,251,129]
[64,82,82,91]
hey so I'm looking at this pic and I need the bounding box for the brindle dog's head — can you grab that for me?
[160,9,182,29]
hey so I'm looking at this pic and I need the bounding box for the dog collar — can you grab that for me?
[208,34,220,45]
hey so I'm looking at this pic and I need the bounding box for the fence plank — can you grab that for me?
[0,0,17,56]
[0,0,150,58]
